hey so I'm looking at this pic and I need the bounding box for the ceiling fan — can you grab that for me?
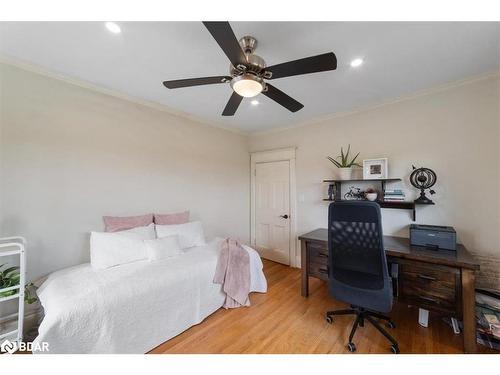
[162,22,338,116]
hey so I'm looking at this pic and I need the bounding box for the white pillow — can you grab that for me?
[122,223,156,240]
[155,221,206,249]
[144,235,183,261]
[90,224,156,269]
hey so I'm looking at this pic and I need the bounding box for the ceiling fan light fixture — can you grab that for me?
[231,74,264,98]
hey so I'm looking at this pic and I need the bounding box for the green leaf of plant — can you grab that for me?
[24,284,38,304]
[0,262,36,303]
[10,275,20,284]
[347,152,360,167]
[4,266,19,275]
[351,151,360,163]
[327,156,342,168]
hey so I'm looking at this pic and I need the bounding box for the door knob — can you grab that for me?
[280,214,289,219]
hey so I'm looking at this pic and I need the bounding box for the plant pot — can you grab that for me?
[338,167,353,180]
[365,192,378,202]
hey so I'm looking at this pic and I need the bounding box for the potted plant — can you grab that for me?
[327,144,362,180]
[365,187,378,201]
[0,263,37,304]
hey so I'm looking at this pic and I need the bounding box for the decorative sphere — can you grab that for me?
[410,167,437,190]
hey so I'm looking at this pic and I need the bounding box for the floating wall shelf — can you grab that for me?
[323,178,434,221]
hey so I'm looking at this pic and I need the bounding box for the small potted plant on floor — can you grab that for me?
[327,144,362,180]
[0,264,37,304]
[365,187,378,201]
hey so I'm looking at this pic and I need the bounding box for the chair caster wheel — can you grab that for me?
[325,315,333,324]
[347,342,356,352]
[386,321,396,329]
[390,344,400,354]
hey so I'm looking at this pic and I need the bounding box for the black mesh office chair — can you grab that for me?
[325,201,399,353]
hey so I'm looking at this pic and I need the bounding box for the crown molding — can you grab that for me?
[2,54,498,139]
[0,54,249,137]
[251,69,500,137]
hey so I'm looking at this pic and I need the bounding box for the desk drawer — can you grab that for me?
[309,261,329,281]
[397,261,461,315]
[307,242,329,266]
[400,262,459,283]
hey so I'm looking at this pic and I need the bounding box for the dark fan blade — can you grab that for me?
[163,76,231,89]
[222,92,243,116]
[266,52,337,80]
[263,84,304,112]
[203,22,247,67]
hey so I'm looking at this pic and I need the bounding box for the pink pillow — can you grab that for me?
[103,213,154,233]
[154,211,190,225]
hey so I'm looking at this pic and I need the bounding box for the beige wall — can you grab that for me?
[1,61,499,291]
[250,75,500,289]
[0,63,250,282]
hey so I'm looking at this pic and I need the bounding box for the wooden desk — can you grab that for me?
[299,228,480,353]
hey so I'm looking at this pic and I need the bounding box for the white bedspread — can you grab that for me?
[32,238,267,354]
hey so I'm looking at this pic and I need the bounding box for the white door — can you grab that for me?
[254,160,290,265]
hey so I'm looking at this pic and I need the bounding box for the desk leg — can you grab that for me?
[461,269,477,353]
[301,240,309,297]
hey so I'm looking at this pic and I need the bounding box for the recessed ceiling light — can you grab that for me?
[350,58,363,68]
[105,22,121,34]
[251,100,259,106]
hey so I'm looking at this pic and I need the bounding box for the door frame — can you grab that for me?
[250,147,298,268]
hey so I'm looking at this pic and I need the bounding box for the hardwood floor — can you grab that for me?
[150,260,492,354]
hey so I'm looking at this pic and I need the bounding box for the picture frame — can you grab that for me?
[363,158,388,180]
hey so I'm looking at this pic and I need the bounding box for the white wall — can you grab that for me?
[1,61,499,292]
[0,63,250,282]
[250,75,500,289]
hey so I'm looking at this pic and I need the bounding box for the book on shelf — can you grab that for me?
[384,191,406,199]
[384,196,406,201]
[385,189,404,194]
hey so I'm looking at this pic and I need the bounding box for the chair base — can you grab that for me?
[325,306,399,353]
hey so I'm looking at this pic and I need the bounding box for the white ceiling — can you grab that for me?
[0,22,499,133]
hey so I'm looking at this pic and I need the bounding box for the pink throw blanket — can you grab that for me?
[213,238,251,309]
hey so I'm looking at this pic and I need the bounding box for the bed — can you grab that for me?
[32,238,267,354]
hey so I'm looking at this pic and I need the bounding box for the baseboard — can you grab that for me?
[294,254,301,269]
[0,306,43,341]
